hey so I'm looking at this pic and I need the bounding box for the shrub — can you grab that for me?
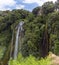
[8,54,51,65]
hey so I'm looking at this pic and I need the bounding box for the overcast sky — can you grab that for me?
[0,0,57,11]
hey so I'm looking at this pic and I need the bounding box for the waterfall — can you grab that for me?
[14,21,24,59]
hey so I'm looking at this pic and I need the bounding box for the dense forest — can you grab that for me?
[0,0,59,65]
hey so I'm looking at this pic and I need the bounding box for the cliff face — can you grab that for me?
[0,9,30,65]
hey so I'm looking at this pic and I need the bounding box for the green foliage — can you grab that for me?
[0,0,59,64]
[48,12,59,54]
[54,40,59,55]
[39,58,50,65]
[32,6,41,16]
[0,46,6,59]
[21,15,46,57]
[0,9,30,60]
[55,0,59,9]
[42,1,55,14]
[8,54,51,65]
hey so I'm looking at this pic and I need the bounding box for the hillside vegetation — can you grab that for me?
[0,0,59,65]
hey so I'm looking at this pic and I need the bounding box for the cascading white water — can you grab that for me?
[14,21,24,59]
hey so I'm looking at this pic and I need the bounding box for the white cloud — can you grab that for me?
[0,0,25,11]
[0,0,16,10]
[16,4,25,9]
[0,0,57,11]
[0,0,16,6]
[23,0,57,6]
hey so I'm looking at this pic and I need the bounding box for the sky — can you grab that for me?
[0,0,57,11]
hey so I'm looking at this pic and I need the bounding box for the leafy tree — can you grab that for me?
[55,0,59,10]
[32,7,41,16]
[48,12,59,54]
[42,1,55,14]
